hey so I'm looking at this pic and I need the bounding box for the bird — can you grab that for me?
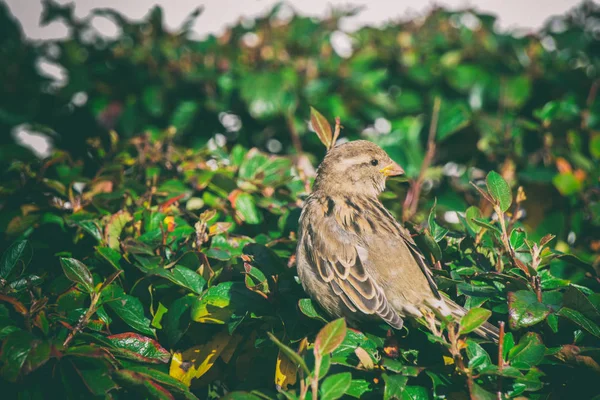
[296,140,499,341]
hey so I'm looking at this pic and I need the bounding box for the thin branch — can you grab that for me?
[403,97,441,222]
[497,321,505,399]
[285,112,303,156]
[311,354,322,400]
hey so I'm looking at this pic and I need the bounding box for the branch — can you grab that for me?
[403,97,441,222]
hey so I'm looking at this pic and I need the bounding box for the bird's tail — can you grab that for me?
[441,298,500,343]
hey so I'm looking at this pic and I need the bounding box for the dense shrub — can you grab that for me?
[1,1,600,398]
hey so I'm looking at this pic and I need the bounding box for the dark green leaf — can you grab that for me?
[60,257,95,294]
[508,291,550,329]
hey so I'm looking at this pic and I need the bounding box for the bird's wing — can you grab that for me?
[358,198,441,300]
[395,225,441,300]
[302,218,404,330]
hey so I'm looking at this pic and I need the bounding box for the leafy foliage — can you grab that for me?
[1,1,600,399]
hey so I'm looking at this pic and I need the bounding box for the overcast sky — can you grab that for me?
[4,0,589,41]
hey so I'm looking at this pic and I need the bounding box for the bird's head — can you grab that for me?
[313,140,404,197]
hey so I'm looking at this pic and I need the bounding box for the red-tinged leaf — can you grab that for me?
[315,318,347,356]
[310,106,333,149]
[539,234,556,247]
[160,194,186,212]
[0,293,28,315]
[107,333,170,364]
[113,370,175,400]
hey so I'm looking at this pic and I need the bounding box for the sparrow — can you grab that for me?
[296,140,498,341]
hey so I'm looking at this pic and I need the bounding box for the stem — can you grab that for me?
[403,97,441,222]
[497,321,505,399]
[448,323,475,399]
[63,292,99,347]
[285,112,303,156]
[311,354,322,400]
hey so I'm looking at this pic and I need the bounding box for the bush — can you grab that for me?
[1,1,599,399]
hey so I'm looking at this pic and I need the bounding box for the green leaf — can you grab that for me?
[459,308,492,335]
[509,229,527,250]
[590,134,600,159]
[557,307,600,338]
[267,332,310,375]
[315,318,347,356]
[105,211,132,250]
[0,331,34,382]
[298,298,328,323]
[233,192,262,224]
[107,332,170,363]
[502,75,531,109]
[107,294,155,336]
[552,173,582,196]
[471,382,495,400]
[96,246,122,270]
[428,200,449,242]
[171,101,198,131]
[0,240,30,279]
[346,379,374,398]
[127,366,198,400]
[164,295,194,347]
[486,171,512,212]
[508,333,546,368]
[155,265,206,294]
[466,339,492,371]
[508,291,550,329]
[463,206,482,234]
[310,106,333,149]
[59,257,95,294]
[320,372,352,400]
[437,101,471,141]
[382,374,409,400]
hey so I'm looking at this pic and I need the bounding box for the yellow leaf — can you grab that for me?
[275,350,298,390]
[443,356,455,365]
[169,332,232,386]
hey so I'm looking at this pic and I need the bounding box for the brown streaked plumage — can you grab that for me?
[296,140,498,341]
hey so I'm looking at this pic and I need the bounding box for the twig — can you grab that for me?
[311,354,322,400]
[63,292,100,347]
[403,97,441,222]
[285,112,303,156]
[497,321,505,400]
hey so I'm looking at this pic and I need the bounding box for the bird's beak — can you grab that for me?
[379,162,405,177]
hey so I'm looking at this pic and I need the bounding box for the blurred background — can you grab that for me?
[1,0,600,240]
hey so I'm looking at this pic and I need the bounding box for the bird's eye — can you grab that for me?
[370,159,379,166]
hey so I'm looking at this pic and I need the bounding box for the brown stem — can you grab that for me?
[285,112,303,155]
[497,321,505,399]
[403,97,441,222]
[63,292,99,347]
[448,323,475,399]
